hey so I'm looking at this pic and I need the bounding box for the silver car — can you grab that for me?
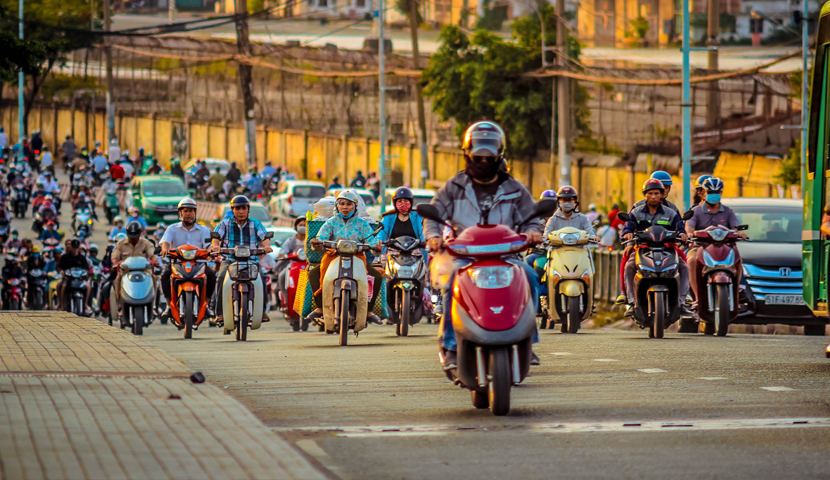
[270,180,326,218]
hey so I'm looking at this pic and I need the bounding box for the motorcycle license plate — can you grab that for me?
[765,294,805,305]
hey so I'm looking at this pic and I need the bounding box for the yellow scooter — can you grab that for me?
[545,227,596,333]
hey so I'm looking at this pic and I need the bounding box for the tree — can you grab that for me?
[422,5,590,159]
[630,16,649,41]
[0,0,95,136]
[776,139,802,188]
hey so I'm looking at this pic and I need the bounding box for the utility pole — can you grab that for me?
[235,0,257,168]
[681,0,692,210]
[800,0,808,194]
[706,0,720,128]
[378,0,388,205]
[18,0,24,146]
[556,0,570,186]
[408,0,429,188]
[104,0,115,146]
[168,0,176,23]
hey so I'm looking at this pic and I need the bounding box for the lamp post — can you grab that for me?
[18,0,25,154]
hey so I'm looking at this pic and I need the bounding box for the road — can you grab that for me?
[12,173,829,479]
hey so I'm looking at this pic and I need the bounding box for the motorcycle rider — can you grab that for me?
[159,198,216,321]
[5,229,21,252]
[151,222,167,246]
[244,167,263,198]
[1,254,25,309]
[309,190,382,326]
[209,167,225,199]
[543,186,599,241]
[25,246,46,307]
[275,216,307,304]
[379,187,427,257]
[73,191,98,223]
[57,239,91,314]
[632,171,680,213]
[110,222,158,322]
[693,174,714,207]
[423,121,543,370]
[170,158,185,181]
[126,206,148,229]
[210,195,272,326]
[621,179,692,318]
[109,216,127,240]
[684,177,746,276]
[350,170,367,189]
[39,221,63,243]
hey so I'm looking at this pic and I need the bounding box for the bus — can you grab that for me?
[803,1,830,325]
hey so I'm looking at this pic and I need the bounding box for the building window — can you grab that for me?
[318,0,328,7]
[356,0,365,6]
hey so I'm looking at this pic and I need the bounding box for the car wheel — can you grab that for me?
[804,324,826,336]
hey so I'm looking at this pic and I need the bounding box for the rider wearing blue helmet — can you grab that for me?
[632,170,679,213]
[694,174,714,206]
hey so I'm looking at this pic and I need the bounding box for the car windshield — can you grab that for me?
[271,231,294,245]
[294,186,326,198]
[730,205,801,243]
[142,181,187,197]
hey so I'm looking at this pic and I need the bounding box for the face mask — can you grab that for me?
[338,210,355,220]
[12,234,17,239]
[296,226,306,234]
[465,157,501,181]
[560,202,576,213]
[396,202,411,215]
[705,193,721,205]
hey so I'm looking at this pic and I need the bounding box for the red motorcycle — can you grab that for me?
[4,277,24,310]
[689,225,748,336]
[279,248,309,331]
[417,200,556,416]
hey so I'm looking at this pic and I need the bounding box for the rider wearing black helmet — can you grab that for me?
[379,186,428,310]
[543,186,598,240]
[210,195,273,325]
[109,221,158,322]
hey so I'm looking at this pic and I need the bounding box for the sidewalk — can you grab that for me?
[0,311,327,480]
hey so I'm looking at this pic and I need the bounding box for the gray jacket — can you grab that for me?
[544,211,596,238]
[423,172,542,239]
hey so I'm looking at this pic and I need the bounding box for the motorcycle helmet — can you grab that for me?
[114,233,128,242]
[89,245,98,254]
[230,195,250,209]
[128,206,139,215]
[177,198,197,211]
[156,222,167,230]
[539,189,557,200]
[650,170,673,186]
[336,189,360,206]
[702,177,724,192]
[695,174,713,189]
[126,221,143,239]
[557,185,578,200]
[462,121,506,159]
[642,178,665,194]
[392,187,413,203]
[113,215,124,225]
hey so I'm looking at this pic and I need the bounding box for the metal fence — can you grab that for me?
[591,248,624,305]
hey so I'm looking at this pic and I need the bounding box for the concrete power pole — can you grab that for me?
[378,0,388,205]
[408,0,429,187]
[706,0,720,128]
[18,0,24,143]
[169,0,176,23]
[556,0,570,186]
[104,0,116,145]
[235,0,258,168]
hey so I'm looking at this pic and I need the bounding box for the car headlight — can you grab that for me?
[468,265,513,289]
[559,232,580,245]
[181,249,197,260]
[337,240,357,254]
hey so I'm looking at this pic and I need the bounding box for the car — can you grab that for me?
[723,198,827,335]
[129,175,190,225]
[217,201,290,239]
[366,187,435,221]
[266,227,300,262]
[183,158,231,189]
[324,188,377,206]
[269,180,326,218]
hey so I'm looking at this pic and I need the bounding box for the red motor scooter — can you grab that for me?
[417,200,556,416]
[279,248,310,331]
[689,225,748,336]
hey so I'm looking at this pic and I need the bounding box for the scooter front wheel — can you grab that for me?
[650,293,665,339]
[567,296,581,334]
[488,348,511,416]
[338,294,350,346]
[714,284,730,337]
[398,291,410,337]
[132,306,144,335]
[183,291,194,339]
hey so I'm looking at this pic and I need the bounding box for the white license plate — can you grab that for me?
[765,294,805,305]
[164,214,179,220]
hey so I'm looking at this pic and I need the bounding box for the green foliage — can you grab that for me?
[423,6,590,159]
[39,73,99,101]
[630,16,649,40]
[0,31,51,83]
[776,139,802,188]
[248,0,265,12]
[476,5,508,31]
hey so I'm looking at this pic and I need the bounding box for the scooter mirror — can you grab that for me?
[153,246,161,255]
[416,204,443,224]
[617,212,631,222]
[682,209,695,221]
[264,232,274,239]
[736,224,749,231]
[534,198,558,218]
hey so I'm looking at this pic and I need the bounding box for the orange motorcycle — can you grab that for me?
[166,244,212,339]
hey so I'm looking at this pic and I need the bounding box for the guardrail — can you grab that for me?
[590,248,624,305]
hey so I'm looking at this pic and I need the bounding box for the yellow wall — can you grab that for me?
[284,131,306,177]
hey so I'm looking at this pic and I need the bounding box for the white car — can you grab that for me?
[270,180,327,218]
[366,188,435,221]
[324,187,377,206]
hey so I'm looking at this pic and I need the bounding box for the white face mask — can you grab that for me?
[560,202,576,213]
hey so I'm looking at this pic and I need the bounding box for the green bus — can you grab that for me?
[804,1,830,320]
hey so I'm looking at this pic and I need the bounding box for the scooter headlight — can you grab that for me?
[703,250,735,268]
[337,240,357,254]
[181,249,197,260]
[395,264,418,279]
[234,246,251,259]
[559,232,580,245]
[468,265,513,289]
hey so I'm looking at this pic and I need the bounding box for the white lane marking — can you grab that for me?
[550,352,573,356]
[296,439,330,458]
[638,368,668,373]
[275,418,830,437]
[761,386,797,392]
[593,358,619,362]
[697,377,728,380]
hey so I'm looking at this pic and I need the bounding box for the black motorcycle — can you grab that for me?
[28,267,49,310]
[618,212,692,339]
[12,186,29,218]
[384,236,427,336]
[64,267,89,316]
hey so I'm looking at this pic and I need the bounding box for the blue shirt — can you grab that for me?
[246,175,263,194]
[261,166,276,179]
[214,217,268,262]
[127,215,148,229]
[93,154,108,172]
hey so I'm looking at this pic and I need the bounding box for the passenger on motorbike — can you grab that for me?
[309,190,383,325]
[245,167,263,197]
[621,179,691,318]
[109,216,127,240]
[151,222,167,246]
[1,255,25,309]
[126,206,148,229]
[684,176,746,269]
[275,216,306,300]
[379,187,427,257]
[57,239,91,314]
[73,191,98,221]
[159,198,216,320]
[5,229,21,252]
[110,222,158,321]
[543,186,599,240]
[423,121,543,370]
[210,195,272,325]
[693,175,714,207]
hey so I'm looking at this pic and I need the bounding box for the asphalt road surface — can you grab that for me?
[15,174,829,479]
